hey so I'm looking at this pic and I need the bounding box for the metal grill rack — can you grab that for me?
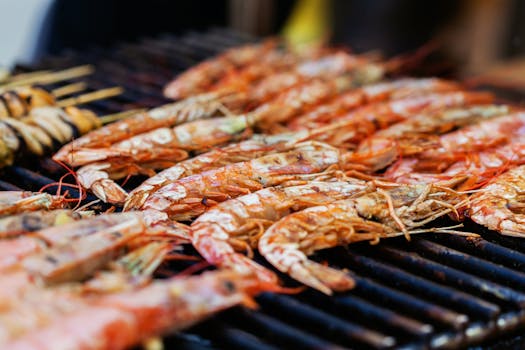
[4,28,525,349]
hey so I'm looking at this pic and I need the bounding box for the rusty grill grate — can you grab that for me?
[4,28,525,349]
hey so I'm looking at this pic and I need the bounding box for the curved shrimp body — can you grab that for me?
[385,112,525,185]
[141,143,341,221]
[468,165,525,236]
[253,76,355,131]
[389,141,525,189]
[4,269,271,350]
[288,78,462,129]
[74,114,258,204]
[0,192,67,217]
[54,90,245,164]
[190,180,368,284]
[163,40,278,99]
[349,105,510,172]
[0,209,91,238]
[259,183,466,294]
[0,211,188,283]
[125,130,313,210]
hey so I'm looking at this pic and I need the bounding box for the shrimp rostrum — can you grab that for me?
[259,183,468,294]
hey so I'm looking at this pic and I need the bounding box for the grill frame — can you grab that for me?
[4,28,525,349]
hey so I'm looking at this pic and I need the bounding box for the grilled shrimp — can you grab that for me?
[54,90,246,164]
[309,90,494,131]
[124,130,314,210]
[287,78,462,129]
[141,143,341,221]
[349,105,510,172]
[386,112,525,185]
[0,192,68,217]
[0,210,91,238]
[259,183,466,294]
[4,269,273,350]
[0,211,189,281]
[75,113,257,203]
[468,165,525,236]
[253,76,354,131]
[164,39,278,99]
[190,181,368,284]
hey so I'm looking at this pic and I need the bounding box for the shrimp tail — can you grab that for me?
[292,260,355,295]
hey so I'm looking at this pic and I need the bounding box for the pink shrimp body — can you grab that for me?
[141,144,341,221]
[190,180,368,284]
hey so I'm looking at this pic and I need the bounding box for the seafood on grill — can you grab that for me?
[53,90,248,163]
[69,73,376,204]
[259,183,468,294]
[164,39,280,99]
[0,191,69,217]
[349,104,510,172]
[3,269,273,349]
[140,142,342,221]
[468,164,525,236]
[190,180,369,284]
[287,78,463,129]
[124,120,367,210]
[74,113,259,203]
[385,111,525,187]
[0,211,189,282]
[0,209,92,238]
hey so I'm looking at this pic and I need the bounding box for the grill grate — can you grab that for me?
[4,28,525,349]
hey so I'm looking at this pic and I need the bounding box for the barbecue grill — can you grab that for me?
[5,28,525,349]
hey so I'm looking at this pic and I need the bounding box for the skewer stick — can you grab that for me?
[0,68,10,84]
[51,82,88,98]
[57,87,123,107]
[99,108,146,125]
[0,65,94,90]
[5,69,52,83]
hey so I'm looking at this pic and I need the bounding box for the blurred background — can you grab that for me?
[1,0,525,81]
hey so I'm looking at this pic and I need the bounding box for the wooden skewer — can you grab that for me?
[0,65,94,90]
[0,68,11,84]
[99,108,146,125]
[57,87,124,107]
[51,82,88,98]
[5,69,52,83]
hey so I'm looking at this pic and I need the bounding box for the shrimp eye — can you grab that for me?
[222,280,236,293]
[22,215,42,231]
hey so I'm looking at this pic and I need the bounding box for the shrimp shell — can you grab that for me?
[260,183,466,294]
[141,143,341,221]
[190,180,368,284]
[468,165,525,236]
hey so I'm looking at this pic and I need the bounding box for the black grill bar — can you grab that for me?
[340,249,501,319]
[413,239,525,290]
[377,245,525,308]
[257,293,396,348]
[230,308,348,350]
[431,234,525,270]
[351,276,469,330]
[331,294,435,337]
